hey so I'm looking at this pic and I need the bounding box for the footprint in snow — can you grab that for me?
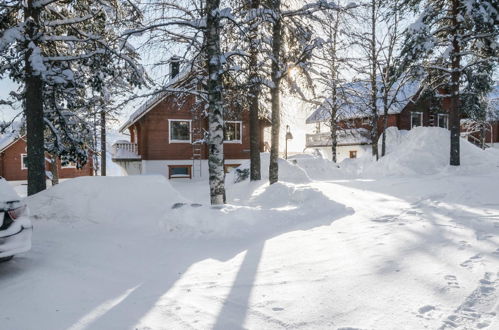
[418,305,436,314]
[460,254,483,269]
[272,307,284,311]
[371,215,397,223]
[444,275,460,289]
[439,272,498,330]
[457,241,471,250]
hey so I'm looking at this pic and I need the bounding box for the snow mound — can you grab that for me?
[28,175,349,238]
[288,154,343,181]
[27,176,183,226]
[378,126,409,155]
[168,182,350,238]
[345,127,499,176]
[225,152,310,185]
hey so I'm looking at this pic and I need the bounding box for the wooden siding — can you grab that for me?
[0,138,93,181]
[131,94,265,161]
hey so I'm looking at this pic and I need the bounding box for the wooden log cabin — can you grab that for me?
[113,63,270,179]
[0,135,93,181]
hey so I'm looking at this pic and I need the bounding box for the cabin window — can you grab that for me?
[410,112,423,128]
[438,114,448,129]
[21,154,28,170]
[362,117,371,125]
[169,119,191,143]
[168,165,192,179]
[224,121,242,143]
[349,150,357,159]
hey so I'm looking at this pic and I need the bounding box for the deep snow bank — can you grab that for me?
[287,154,343,180]
[168,181,349,237]
[27,176,183,225]
[225,152,310,185]
[342,127,499,176]
[28,174,348,238]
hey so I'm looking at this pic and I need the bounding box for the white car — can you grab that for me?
[0,178,32,262]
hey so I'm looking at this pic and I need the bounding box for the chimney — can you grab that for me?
[170,56,180,79]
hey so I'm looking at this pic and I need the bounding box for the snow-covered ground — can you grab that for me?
[1,127,498,330]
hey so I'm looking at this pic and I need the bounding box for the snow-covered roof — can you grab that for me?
[0,122,23,152]
[308,80,499,124]
[307,79,421,124]
[120,67,192,132]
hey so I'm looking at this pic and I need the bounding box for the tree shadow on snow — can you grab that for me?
[0,186,352,330]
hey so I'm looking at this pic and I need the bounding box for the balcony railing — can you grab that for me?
[112,142,141,160]
[306,133,332,148]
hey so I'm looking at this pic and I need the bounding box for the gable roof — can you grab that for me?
[120,67,193,133]
[0,122,23,152]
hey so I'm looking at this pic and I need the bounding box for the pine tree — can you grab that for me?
[0,0,145,194]
[400,0,499,165]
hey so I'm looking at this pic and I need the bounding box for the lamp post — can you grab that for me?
[285,125,293,159]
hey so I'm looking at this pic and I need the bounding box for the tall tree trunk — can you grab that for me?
[100,110,107,176]
[25,1,46,196]
[449,0,460,166]
[330,116,337,163]
[269,0,282,185]
[329,13,340,163]
[381,103,388,156]
[206,0,226,205]
[370,0,379,161]
[249,0,261,181]
[93,111,99,175]
[50,156,59,186]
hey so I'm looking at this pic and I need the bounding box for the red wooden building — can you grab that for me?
[306,82,499,161]
[0,136,93,181]
[113,83,269,179]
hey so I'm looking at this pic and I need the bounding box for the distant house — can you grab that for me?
[0,134,93,181]
[112,65,270,179]
[305,82,499,161]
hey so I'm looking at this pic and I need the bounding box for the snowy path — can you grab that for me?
[1,174,498,330]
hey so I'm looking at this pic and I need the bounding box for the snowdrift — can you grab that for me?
[342,127,499,177]
[225,152,310,185]
[28,173,349,238]
[27,176,183,226]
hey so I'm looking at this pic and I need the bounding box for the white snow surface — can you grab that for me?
[340,126,499,177]
[1,127,498,330]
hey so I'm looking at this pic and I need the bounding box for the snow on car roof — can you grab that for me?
[0,178,20,203]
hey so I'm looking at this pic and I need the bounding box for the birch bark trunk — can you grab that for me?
[206,0,226,204]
